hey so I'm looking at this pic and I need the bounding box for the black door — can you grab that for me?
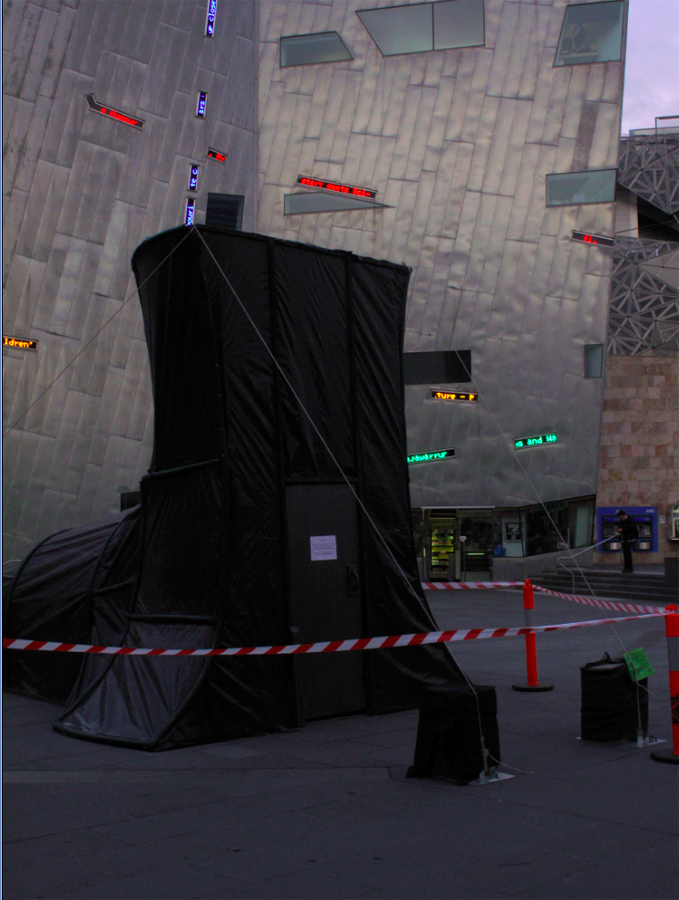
[286,483,366,721]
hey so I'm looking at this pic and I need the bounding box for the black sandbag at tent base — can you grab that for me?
[5,225,466,750]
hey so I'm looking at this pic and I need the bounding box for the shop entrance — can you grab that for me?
[426,512,457,581]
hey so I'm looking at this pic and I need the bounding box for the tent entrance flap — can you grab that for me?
[287,483,366,721]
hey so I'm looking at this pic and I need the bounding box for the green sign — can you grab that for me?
[624,647,654,682]
[407,448,455,465]
[514,432,558,449]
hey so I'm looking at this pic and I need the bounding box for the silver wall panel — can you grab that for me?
[255,0,622,510]
[3,0,257,560]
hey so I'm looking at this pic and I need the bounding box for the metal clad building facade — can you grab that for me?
[3,0,626,563]
[3,0,257,560]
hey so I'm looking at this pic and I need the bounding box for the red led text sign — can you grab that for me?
[207,148,227,164]
[296,174,377,200]
[571,230,614,248]
[3,335,37,351]
[86,94,144,130]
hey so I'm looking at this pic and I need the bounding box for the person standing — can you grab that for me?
[616,509,639,574]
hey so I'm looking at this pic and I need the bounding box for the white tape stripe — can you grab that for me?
[533,585,662,615]
[3,611,666,658]
[421,581,522,591]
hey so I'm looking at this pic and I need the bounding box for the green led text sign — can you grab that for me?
[514,433,558,449]
[407,448,455,465]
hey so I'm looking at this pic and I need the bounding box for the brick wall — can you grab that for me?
[594,354,679,564]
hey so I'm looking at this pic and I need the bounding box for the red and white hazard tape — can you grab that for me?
[533,585,664,616]
[2,611,667,658]
[422,581,522,590]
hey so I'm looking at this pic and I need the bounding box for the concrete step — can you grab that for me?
[536,569,678,605]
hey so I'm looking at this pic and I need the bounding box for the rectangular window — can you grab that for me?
[184,198,196,226]
[546,169,616,206]
[433,0,484,50]
[358,4,433,56]
[555,1,623,66]
[584,344,604,378]
[284,192,384,215]
[358,1,484,56]
[280,32,353,67]
[205,0,217,37]
[188,165,199,192]
[206,193,244,231]
[196,91,208,117]
[402,350,471,385]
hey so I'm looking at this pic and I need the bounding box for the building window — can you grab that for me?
[584,344,604,378]
[402,350,471,384]
[284,192,385,214]
[546,169,616,206]
[554,1,623,66]
[205,194,244,230]
[357,0,484,57]
[280,32,353,67]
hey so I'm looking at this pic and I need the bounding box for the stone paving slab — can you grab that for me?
[3,590,678,899]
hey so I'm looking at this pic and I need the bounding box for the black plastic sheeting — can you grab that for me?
[7,225,467,749]
[3,506,141,703]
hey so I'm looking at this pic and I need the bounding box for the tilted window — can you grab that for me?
[280,32,353,67]
[554,1,624,66]
[206,194,244,230]
[357,0,484,57]
[402,350,472,384]
[284,192,386,215]
[584,344,604,378]
[546,169,617,206]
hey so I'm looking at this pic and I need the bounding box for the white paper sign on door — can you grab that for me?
[310,535,337,561]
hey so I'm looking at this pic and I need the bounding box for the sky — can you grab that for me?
[620,0,679,134]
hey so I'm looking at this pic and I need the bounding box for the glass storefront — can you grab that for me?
[412,496,596,579]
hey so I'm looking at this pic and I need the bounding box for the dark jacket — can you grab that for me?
[618,517,639,544]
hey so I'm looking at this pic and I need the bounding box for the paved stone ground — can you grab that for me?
[3,589,678,899]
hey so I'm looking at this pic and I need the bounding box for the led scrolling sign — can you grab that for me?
[86,94,144,129]
[297,175,377,199]
[205,0,218,36]
[431,390,478,402]
[571,230,614,247]
[3,335,37,350]
[514,433,558,449]
[407,448,455,465]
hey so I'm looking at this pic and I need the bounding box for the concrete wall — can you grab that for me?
[594,353,679,564]
[2,0,257,561]
[256,0,625,510]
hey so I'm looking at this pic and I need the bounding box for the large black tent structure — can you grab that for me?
[5,226,466,750]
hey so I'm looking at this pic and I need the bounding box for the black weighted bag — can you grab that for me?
[581,652,648,741]
[407,683,500,784]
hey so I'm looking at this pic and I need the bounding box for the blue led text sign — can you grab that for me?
[205,0,217,36]
[514,433,558,449]
[185,199,196,226]
[189,165,199,191]
[196,92,208,117]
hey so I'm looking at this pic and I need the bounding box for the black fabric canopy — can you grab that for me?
[7,226,466,749]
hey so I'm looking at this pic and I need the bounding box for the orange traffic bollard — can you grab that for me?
[651,604,679,764]
[512,579,553,692]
